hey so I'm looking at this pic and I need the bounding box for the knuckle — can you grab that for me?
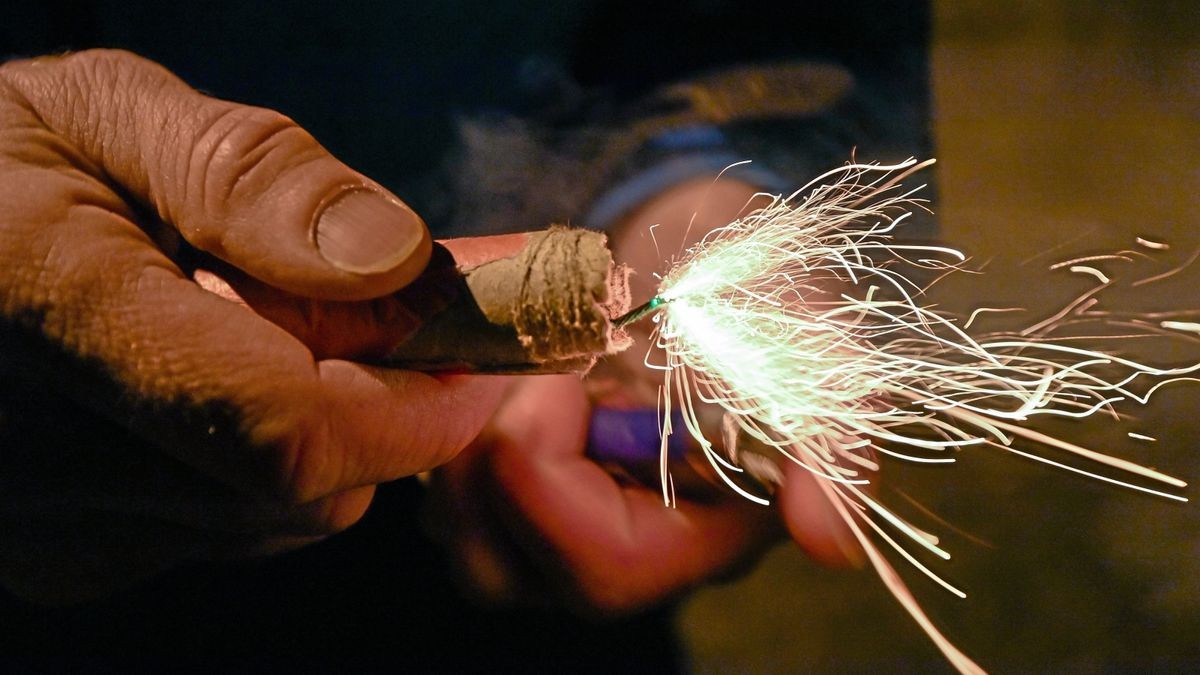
[62,48,147,71]
[59,48,144,83]
[56,50,171,107]
[0,49,148,102]
[1,49,174,172]
[185,105,318,236]
[0,48,138,80]
[0,55,37,82]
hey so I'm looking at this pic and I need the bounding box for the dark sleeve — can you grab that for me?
[436,0,933,237]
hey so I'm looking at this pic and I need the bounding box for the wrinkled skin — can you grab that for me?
[0,50,505,603]
[0,50,856,611]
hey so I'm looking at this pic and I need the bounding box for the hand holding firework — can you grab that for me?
[0,51,853,612]
[414,159,1194,673]
[0,51,511,602]
[424,177,862,611]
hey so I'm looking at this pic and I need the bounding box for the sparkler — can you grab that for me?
[627,158,1196,674]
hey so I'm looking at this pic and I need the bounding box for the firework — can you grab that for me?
[631,159,1195,674]
[385,228,631,373]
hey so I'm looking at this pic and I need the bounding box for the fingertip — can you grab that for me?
[491,375,590,454]
[274,182,435,302]
[777,460,866,569]
[313,187,433,284]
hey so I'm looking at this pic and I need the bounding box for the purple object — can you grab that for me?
[587,407,689,464]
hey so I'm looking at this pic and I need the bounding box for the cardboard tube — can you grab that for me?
[385,227,632,373]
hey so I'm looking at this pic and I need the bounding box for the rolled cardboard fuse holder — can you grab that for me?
[386,227,633,373]
[390,229,744,494]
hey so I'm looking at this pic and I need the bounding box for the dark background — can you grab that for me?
[3,1,1199,673]
[2,0,928,224]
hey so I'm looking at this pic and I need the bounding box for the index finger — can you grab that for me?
[485,375,777,612]
[0,150,503,504]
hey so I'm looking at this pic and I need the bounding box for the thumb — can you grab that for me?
[0,49,427,301]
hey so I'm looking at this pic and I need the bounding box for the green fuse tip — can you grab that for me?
[614,296,666,328]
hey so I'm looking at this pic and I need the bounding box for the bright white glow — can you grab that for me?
[643,159,1194,675]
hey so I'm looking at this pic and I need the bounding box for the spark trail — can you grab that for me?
[638,159,1196,674]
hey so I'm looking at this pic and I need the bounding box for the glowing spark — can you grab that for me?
[637,159,1196,674]
[1136,236,1170,250]
[1069,265,1111,284]
[1050,253,1136,270]
[1133,246,1200,286]
[1163,320,1200,335]
[963,307,1025,330]
[1128,432,1157,442]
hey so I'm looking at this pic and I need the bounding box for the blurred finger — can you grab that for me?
[777,458,867,568]
[485,375,777,612]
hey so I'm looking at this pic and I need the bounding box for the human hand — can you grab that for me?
[0,50,506,603]
[427,178,862,613]
[602,176,868,569]
[427,373,780,611]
